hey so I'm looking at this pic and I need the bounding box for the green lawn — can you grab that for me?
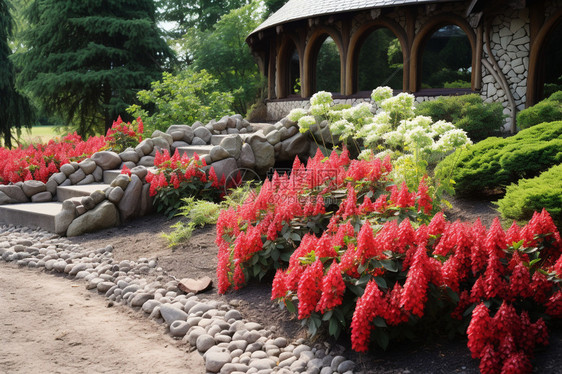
[13,126,62,145]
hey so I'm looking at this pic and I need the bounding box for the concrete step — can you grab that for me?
[210,134,252,146]
[103,170,121,184]
[176,145,213,158]
[56,183,108,202]
[0,202,62,233]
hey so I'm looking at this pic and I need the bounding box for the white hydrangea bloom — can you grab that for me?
[434,129,472,152]
[358,149,374,161]
[329,119,351,136]
[310,91,333,106]
[371,86,393,104]
[381,93,415,124]
[372,112,391,125]
[297,115,316,133]
[431,120,456,136]
[398,116,433,133]
[310,104,330,117]
[405,126,435,150]
[287,108,307,122]
[373,149,394,160]
[382,130,404,147]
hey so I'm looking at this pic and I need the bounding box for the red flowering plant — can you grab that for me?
[145,149,224,217]
[0,132,107,184]
[105,116,144,153]
[216,148,437,295]
[272,208,562,373]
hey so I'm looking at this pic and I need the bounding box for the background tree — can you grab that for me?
[185,1,264,115]
[263,0,287,17]
[0,0,34,148]
[155,0,249,39]
[16,0,173,136]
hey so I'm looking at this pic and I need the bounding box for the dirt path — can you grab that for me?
[0,265,205,374]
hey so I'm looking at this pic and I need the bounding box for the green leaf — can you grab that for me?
[374,276,387,289]
[285,299,296,314]
[380,259,398,272]
[373,328,389,350]
[329,318,341,339]
[322,310,333,321]
[373,317,387,328]
[271,248,280,262]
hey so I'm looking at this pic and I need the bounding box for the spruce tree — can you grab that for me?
[16,0,173,136]
[0,0,34,148]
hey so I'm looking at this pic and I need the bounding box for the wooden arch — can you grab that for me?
[345,17,409,94]
[410,14,477,92]
[526,9,562,106]
[276,34,303,99]
[302,26,345,97]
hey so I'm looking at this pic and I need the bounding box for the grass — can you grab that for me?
[13,125,63,145]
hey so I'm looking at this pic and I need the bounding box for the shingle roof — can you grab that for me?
[250,0,463,36]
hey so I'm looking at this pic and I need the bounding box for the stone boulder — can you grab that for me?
[210,158,237,181]
[194,127,212,143]
[0,185,28,203]
[118,174,143,222]
[219,135,243,159]
[250,140,275,175]
[78,159,97,174]
[22,180,46,197]
[55,200,76,235]
[91,151,122,170]
[279,133,309,161]
[66,201,120,237]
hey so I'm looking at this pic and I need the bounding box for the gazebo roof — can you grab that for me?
[250,0,464,36]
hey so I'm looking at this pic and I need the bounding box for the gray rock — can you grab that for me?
[191,121,204,129]
[214,119,228,131]
[119,150,140,163]
[142,299,161,314]
[219,135,243,159]
[266,130,281,145]
[107,186,124,204]
[93,166,103,182]
[167,320,188,337]
[194,127,212,143]
[118,174,142,222]
[81,196,96,210]
[330,356,346,371]
[110,174,130,190]
[196,333,215,352]
[293,344,311,358]
[337,360,355,373]
[191,137,206,145]
[66,201,120,237]
[68,262,90,276]
[97,281,115,293]
[160,304,188,325]
[60,163,76,176]
[78,159,97,174]
[171,141,189,153]
[54,200,76,235]
[22,180,46,197]
[0,185,28,203]
[139,184,153,216]
[152,136,171,152]
[250,358,275,371]
[91,151,122,170]
[31,191,52,202]
[135,139,154,157]
[138,156,155,167]
[226,128,239,135]
[152,130,174,145]
[169,130,185,141]
[279,132,309,161]
[220,363,250,374]
[77,174,95,185]
[209,158,237,181]
[90,190,106,205]
[205,346,231,373]
[46,178,58,195]
[129,166,148,180]
[250,140,274,175]
[130,293,154,307]
[52,172,67,184]
[68,169,86,184]
[210,146,230,162]
[76,205,86,216]
[224,309,242,321]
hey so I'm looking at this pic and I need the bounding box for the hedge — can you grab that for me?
[517,91,562,130]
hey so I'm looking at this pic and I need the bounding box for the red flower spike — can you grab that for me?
[350,280,385,352]
[467,303,492,359]
[271,269,288,300]
[508,263,532,300]
[400,244,429,318]
[484,218,508,259]
[316,261,346,313]
[500,351,532,374]
[297,260,324,319]
[356,221,379,262]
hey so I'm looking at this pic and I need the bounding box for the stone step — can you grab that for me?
[103,170,121,184]
[210,134,252,146]
[175,145,214,158]
[57,183,108,202]
[0,202,62,233]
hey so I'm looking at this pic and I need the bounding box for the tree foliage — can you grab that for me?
[0,0,34,148]
[127,70,234,133]
[155,0,249,39]
[185,1,264,115]
[16,0,173,137]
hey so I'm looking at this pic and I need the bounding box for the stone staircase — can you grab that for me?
[0,143,215,234]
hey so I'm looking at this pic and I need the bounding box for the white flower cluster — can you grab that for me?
[288,108,307,122]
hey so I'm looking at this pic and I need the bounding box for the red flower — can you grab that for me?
[400,244,428,318]
[297,260,324,319]
[467,303,492,359]
[415,177,433,214]
[356,221,379,262]
[272,269,288,300]
[350,280,385,352]
[316,261,345,313]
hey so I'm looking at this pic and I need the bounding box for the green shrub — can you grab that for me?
[517,91,562,130]
[415,94,504,141]
[496,164,562,228]
[435,121,562,196]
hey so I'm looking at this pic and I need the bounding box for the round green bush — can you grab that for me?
[496,163,562,228]
[517,91,562,130]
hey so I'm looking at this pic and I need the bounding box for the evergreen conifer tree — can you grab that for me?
[16,0,173,135]
[0,0,34,148]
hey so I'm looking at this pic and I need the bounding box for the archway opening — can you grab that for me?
[357,28,403,91]
[421,25,471,88]
[540,20,562,99]
[315,36,341,93]
[288,47,300,95]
